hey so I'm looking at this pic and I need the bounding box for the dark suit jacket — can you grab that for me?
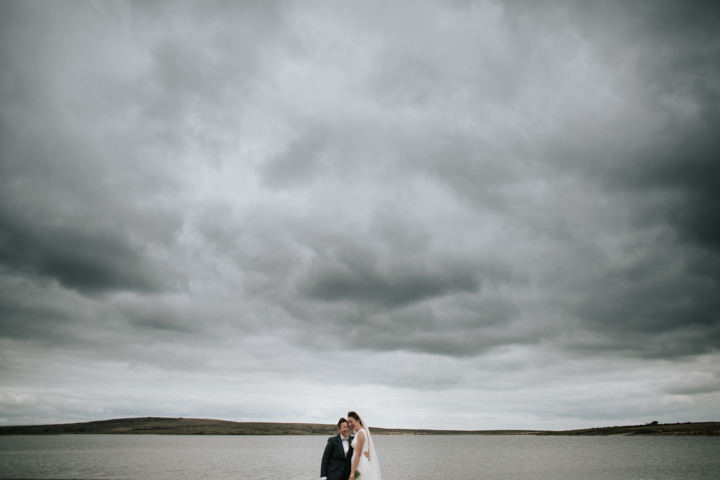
[321,434,353,480]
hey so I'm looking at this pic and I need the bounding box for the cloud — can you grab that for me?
[301,243,480,309]
[1,0,719,429]
[0,207,171,293]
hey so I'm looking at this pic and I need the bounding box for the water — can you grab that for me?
[1,434,718,479]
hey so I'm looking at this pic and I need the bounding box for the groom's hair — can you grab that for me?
[337,417,348,428]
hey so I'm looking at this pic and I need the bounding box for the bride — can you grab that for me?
[347,411,382,480]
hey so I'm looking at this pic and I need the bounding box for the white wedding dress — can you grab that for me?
[351,427,382,480]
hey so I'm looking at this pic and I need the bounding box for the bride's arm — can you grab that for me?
[362,429,370,459]
[349,430,365,479]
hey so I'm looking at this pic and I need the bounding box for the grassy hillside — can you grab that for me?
[0,417,537,435]
[538,421,720,436]
[0,417,337,435]
[0,417,717,435]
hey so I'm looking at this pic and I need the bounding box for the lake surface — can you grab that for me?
[1,434,718,479]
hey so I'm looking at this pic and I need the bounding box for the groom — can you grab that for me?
[320,417,353,480]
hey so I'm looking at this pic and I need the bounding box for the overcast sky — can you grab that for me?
[1,0,719,430]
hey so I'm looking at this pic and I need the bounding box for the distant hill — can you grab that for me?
[0,417,717,435]
[537,421,720,436]
[0,417,535,436]
[0,417,338,436]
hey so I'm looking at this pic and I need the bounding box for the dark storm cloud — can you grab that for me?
[544,0,720,252]
[563,0,720,357]
[0,273,175,349]
[0,123,180,295]
[285,225,526,356]
[619,110,720,252]
[429,0,720,361]
[119,297,201,334]
[571,264,720,358]
[0,1,195,294]
[599,1,720,252]
[348,296,524,356]
[302,245,480,308]
[0,207,167,293]
[0,281,80,343]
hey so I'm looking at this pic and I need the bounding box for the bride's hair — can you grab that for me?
[347,411,363,426]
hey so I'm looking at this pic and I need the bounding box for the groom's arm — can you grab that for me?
[320,437,333,479]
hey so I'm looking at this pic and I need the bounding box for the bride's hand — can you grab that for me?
[364,451,370,460]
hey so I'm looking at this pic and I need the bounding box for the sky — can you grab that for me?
[0,0,719,431]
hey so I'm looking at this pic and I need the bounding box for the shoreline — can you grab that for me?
[1,417,718,436]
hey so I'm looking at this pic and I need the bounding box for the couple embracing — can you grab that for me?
[320,411,382,480]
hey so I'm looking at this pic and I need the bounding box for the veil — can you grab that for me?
[359,416,382,480]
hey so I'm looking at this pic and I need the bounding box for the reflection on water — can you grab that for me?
[1,434,719,480]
